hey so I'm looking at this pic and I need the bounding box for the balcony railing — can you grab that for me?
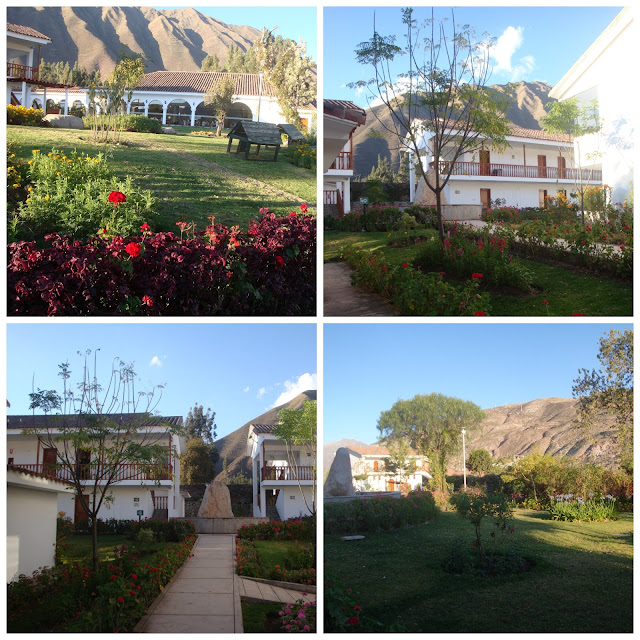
[7,63,40,82]
[330,151,353,171]
[429,160,602,182]
[262,465,315,481]
[9,461,172,482]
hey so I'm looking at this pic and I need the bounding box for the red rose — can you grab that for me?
[275,256,284,266]
[131,574,138,580]
[117,596,124,603]
[346,617,360,625]
[300,203,308,213]
[125,242,141,258]
[108,191,126,205]
[402,263,408,268]
[473,311,487,316]
[471,273,483,279]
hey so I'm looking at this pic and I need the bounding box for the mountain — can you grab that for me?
[7,6,260,77]
[213,390,317,479]
[352,81,557,178]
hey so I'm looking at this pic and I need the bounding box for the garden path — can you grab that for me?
[135,534,243,633]
[238,577,315,605]
[324,262,398,316]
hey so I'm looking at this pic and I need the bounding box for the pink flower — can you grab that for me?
[142,296,153,307]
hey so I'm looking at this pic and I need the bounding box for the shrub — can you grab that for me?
[7,140,30,208]
[288,143,316,170]
[545,495,618,522]
[324,489,438,535]
[8,209,316,316]
[136,528,154,544]
[235,539,316,585]
[130,518,196,542]
[83,114,162,134]
[7,105,44,126]
[467,449,494,474]
[236,517,314,541]
[279,597,316,633]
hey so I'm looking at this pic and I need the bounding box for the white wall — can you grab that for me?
[445,181,569,208]
[275,486,314,520]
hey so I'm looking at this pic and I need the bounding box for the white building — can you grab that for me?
[21,70,315,130]
[7,414,187,525]
[409,121,602,210]
[7,467,70,582]
[247,424,315,521]
[323,99,367,215]
[346,445,431,492]
[549,8,634,207]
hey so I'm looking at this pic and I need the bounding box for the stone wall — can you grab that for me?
[441,204,483,221]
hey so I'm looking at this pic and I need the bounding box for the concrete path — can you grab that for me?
[135,534,242,633]
[238,577,316,605]
[324,262,398,317]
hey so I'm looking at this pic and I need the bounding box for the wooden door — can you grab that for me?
[480,188,491,209]
[74,493,90,526]
[539,189,548,208]
[480,149,490,176]
[558,156,566,179]
[42,448,57,477]
[537,155,547,178]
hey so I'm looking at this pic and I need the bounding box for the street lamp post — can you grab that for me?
[461,428,467,492]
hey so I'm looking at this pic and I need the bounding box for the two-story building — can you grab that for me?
[246,423,315,521]
[323,99,367,216]
[408,120,602,211]
[346,444,431,493]
[7,413,187,525]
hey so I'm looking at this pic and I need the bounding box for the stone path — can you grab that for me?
[324,262,398,317]
[238,577,316,605]
[135,534,242,633]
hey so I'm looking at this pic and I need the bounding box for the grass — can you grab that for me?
[7,125,315,231]
[325,509,633,633]
[57,533,177,564]
[254,540,298,569]
[324,230,632,316]
[241,601,284,633]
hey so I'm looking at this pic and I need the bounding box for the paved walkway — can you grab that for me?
[238,577,316,605]
[324,262,398,317]
[135,534,242,633]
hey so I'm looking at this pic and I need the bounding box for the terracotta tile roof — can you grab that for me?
[324,99,367,125]
[7,22,52,41]
[7,414,183,429]
[506,122,572,143]
[135,71,277,97]
[7,464,73,485]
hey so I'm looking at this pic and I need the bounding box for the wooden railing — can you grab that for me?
[262,465,315,481]
[8,462,172,482]
[429,160,602,182]
[7,63,39,81]
[330,151,353,171]
[323,189,345,217]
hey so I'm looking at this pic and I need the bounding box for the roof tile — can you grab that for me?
[7,22,52,41]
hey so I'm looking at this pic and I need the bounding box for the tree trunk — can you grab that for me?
[435,189,445,244]
[91,515,99,572]
[216,120,223,137]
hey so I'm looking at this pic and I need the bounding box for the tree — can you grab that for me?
[273,400,317,523]
[541,96,602,224]
[26,350,183,571]
[368,154,395,182]
[500,453,563,502]
[573,329,633,473]
[201,53,221,72]
[203,76,236,136]
[185,404,217,443]
[181,439,215,484]
[467,448,493,474]
[378,393,485,493]
[383,437,415,485]
[351,8,512,244]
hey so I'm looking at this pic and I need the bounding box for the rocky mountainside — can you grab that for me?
[7,6,260,77]
[213,390,317,479]
[324,397,620,474]
[352,81,557,177]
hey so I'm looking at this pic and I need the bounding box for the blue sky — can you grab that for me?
[6,323,317,439]
[158,5,317,61]
[325,5,623,107]
[324,323,631,444]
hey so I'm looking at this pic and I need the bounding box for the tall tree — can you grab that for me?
[181,439,215,484]
[573,329,633,473]
[26,350,183,571]
[541,96,602,224]
[351,7,512,244]
[378,393,485,493]
[273,400,317,523]
[201,53,221,72]
[203,76,236,136]
[185,404,217,443]
[182,404,218,482]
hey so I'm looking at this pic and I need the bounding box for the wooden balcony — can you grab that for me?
[9,461,172,482]
[330,151,353,171]
[429,160,602,182]
[261,465,315,481]
[7,63,39,82]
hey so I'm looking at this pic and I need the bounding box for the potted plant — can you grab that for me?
[46,101,61,115]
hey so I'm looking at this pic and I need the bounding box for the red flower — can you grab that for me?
[571,313,585,316]
[125,242,141,258]
[288,211,297,218]
[473,311,486,316]
[117,596,124,603]
[275,256,284,266]
[142,296,153,307]
[140,223,151,233]
[176,221,188,231]
[131,574,138,580]
[471,273,483,279]
[542,300,549,305]
[300,203,308,213]
[402,263,408,268]
[108,191,126,205]
[111,575,117,580]
[129,590,135,595]
[346,617,360,626]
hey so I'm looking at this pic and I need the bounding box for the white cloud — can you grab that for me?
[512,55,536,80]
[368,76,413,108]
[257,387,267,399]
[149,356,163,368]
[243,386,250,393]
[491,26,535,81]
[271,373,317,408]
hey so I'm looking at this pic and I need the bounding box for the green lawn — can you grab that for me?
[324,230,632,316]
[8,125,315,231]
[325,509,633,633]
[254,540,298,569]
[241,601,284,633]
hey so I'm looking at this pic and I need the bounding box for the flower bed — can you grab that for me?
[8,525,196,632]
[545,495,618,522]
[279,597,316,632]
[324,489,439,535]
[7,105,45,126]
[342,247,491,316]
[236,516,314,541]
[8,208,316,316]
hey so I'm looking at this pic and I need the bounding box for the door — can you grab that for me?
[537,155,547,178]
[539,189,548,208]
[76,449,91,480]
[74,493,90,527]
[558,156,566,179]
[43,448,58,477]
[480,188,491,209]
[479,149,490,176]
